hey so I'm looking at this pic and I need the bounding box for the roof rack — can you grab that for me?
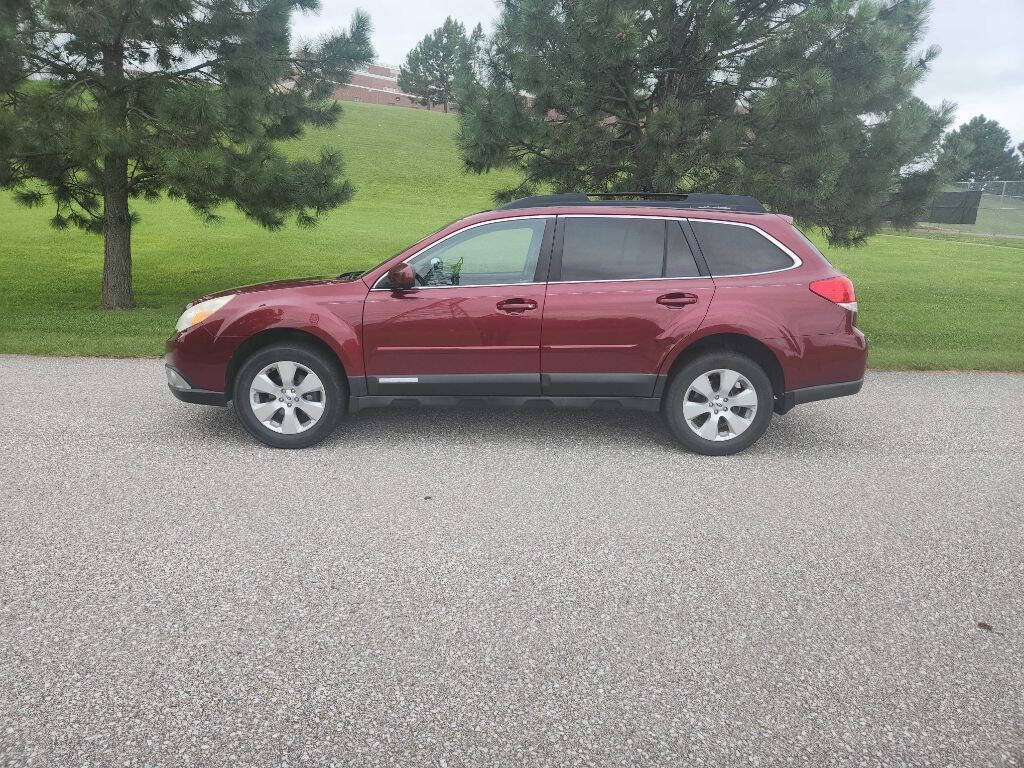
[495,192,766,213]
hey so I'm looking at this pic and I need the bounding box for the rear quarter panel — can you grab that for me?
[695,275,866,390]
[659,214,867,390]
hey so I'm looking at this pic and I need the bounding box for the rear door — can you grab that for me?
[540,215,715,396]
[363,216,553,396]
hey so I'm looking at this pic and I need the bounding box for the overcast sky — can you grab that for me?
[291,0,1024,144]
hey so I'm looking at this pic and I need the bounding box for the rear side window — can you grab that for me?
[665,221,700,278]
[559,218,701,281]
[691,221,794,275]
[561,218,663,281]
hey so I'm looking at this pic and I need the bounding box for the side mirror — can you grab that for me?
[387,263,415,290]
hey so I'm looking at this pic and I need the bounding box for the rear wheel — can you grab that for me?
[662,352,773,456]
[233,342,345,449]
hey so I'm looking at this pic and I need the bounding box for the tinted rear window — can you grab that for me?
[560,218,700,281]
[691,221,794,275]
[665,220,700,278]
[561,218,663,281]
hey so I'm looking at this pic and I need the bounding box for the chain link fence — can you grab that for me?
[906,180,1024,238]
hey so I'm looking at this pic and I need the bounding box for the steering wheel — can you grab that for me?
[415,271,427,286]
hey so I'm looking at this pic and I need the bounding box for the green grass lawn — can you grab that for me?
[1,101,1022,370]
[819,231,1023,370]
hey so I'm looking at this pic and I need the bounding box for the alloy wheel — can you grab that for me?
[248,360,326,434]
[682,368,759,441]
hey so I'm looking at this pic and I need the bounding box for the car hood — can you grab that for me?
[193,276,342,304]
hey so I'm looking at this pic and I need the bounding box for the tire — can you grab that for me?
[662,351,773,456]
[232,342,346,449]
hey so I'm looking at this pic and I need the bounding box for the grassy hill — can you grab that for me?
[1,101,1022,370]
[0,103,522,357]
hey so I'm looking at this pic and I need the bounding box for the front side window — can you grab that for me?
[690,221,795,276]
[385,218,548,288]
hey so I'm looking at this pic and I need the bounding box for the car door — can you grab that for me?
[540,215,715,396]
[363,216,553,396]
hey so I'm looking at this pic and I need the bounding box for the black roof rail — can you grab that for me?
[495,193,591,209]
[495,192,766,213]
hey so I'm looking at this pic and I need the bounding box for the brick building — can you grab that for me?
[332,64,448,111]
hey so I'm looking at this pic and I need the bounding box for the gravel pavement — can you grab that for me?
[1,355,1022,767]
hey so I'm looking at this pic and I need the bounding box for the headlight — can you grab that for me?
[175,295,235,333]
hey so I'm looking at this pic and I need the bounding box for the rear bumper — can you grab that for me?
[165,362,228,406]
[775,378,863,414]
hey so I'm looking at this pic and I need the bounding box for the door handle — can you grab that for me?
[497,298,538,313]
[656,292,699,308]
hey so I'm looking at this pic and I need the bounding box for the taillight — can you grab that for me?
[810,275,854,303]
[809,275,858,318]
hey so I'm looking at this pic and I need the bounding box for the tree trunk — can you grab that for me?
[101,156,134,309]
[100,43,135,309]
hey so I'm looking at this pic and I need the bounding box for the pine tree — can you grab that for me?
[0,1,373,308]
[941,115,1024,182]
[397,41,438,110]
[398,17,480,113]
[457,0,952,246]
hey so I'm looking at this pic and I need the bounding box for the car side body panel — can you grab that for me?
[358,216,555,396]
[361,283,549,395]
[676,278,867,391]
[540,277,715,396]
[165,279,369,394]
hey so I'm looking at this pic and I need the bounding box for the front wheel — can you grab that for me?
[662,352,773,456]
[233,342,345,449]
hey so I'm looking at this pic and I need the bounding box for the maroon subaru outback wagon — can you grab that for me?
[165,193,866,455]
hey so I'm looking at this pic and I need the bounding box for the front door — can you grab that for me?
[363,216,553,396]
[541,215,715,396]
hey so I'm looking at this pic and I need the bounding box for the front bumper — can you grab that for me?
[165,362,228,406]
[774,378,863,415]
